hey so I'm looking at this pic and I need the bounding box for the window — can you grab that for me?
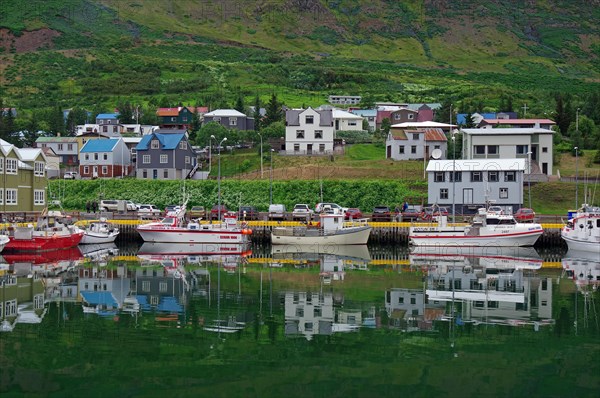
[471,171,482,182]
[159,282,167,292]
[305,115,314,124]
[151,140,159,149]
[500,187,508,199]
[440,188,449,199]
[6,189,17,205]
[214,117,221,122]
[143,155,150,164]
[170,117,176,122]
[163,169,169,178]
[449,171,462,182]
[296,307,304,317]
[0,157,3,173]
[398,296,404,304]
[85,154,89,160]
[411,145,417,154]
[5,299,17,317]
[488,171,499,182]
[516,145,528,155]
[434,172,445,182]
[410,297,416,304]
[143,170,147,178]
[314,130,323,139]
[94,153,98,161]
[34,190,45,205]
[142,281,150,292]
[160,154,168,164]
[348,121,357,126]
[487,145,498,155]
[151,296,159,305]
[542,147,548,153]
[102,166,108,175]
[6,158,17,174]
[34,162,44,177]
[229,117,237,126]
[399,146,405,154]
[102,126,107,132]
[0,189,3,205]
[434,145,440,149]
[314,307,322,317]
[185,156,190,164]
[475,145,485,155]
[296,130,305,139]
[182,117,187,122]
[58,144,64,151]
[319,144,325,152]
[504,171,516,182]
[412,133,419,140]
[294,144,300,152]
[394,114,401,120]
[179,141,187,150]
[103,153,108,160]
[83,166,89,174]
[408,114,414,120]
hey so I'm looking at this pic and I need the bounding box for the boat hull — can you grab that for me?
[137,227,249,244]
[0,235,9,252]
[409,226,543,247]
[80,231,119,244]
[561,234,600,253]
[5,232,84,252]
[271,226,371,245]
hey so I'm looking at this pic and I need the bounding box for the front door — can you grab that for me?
[307,144,313,154]
[93,166,98,179]
[153,169,158,179]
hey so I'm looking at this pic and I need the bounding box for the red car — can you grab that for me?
[210,205,228,220]
[344,208,363,220]
[514,208,535,222]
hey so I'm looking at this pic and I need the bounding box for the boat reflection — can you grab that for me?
[1,246,83,276]
[78,243,119,264]
[562,249,600,290]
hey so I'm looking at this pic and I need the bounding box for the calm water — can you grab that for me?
[0,242,599,397]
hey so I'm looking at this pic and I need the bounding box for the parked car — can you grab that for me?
[514,208,536,222]
[137,204,161,216]
[99,200,119,212]
[344,208,363,220]
[238,206,259,220]
[487,206,504,215]
[210,205,228,220]
[371,206,392,221]
[419,206,449,220]
[315,203,347,214]
[165,205,182,214]
[268,204,287,220]
[189,206,206,219]
[63,171,77,179]
[292,204,313,219]
[401,205,422,221]
[126,201,137,211]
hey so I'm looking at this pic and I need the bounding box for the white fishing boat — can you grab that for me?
[80,218,119,244]
[271,213,371,245]
[562,249,600,289]
[137,205,252,244]
[0,234,9,253]
[561,204,600,253]
[408,207,543,247]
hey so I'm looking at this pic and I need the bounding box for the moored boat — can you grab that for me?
[561,204,600,253]
[80,218,120,244]
[0,234,9,253]
[4,211,84,252]
[137,205,252,244]
[409,207,543,247]
[271,213,371,245]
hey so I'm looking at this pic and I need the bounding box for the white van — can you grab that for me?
[268,204,286,220]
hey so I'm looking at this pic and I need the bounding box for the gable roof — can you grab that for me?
[204,109,247,117]
[80,138,120,153]
[156,107,194,117]
[286,108,333,127]
[136,132,186,150]
[332,109,363,120]
[35,136,79,143]
[423,128,447,142]
[462,127,554,135]
[18,148,48,162]
[391,121,456,128]
[96,113,119,119]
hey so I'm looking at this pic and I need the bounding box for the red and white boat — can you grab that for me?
[4,211,84,252]
[0,234,9,252]
[137,205,252,244]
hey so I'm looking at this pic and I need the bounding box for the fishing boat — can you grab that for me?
[137,205,252,244]
[408,207,543,247]
[4,211,84,252]
[562,249,600,289]
[137,242,252,257]
[80,218,120,244]
[0,234,9,252]
[271,213,371,245]
[561,204,600,253]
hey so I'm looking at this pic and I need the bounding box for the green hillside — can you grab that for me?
[1,0,600,115]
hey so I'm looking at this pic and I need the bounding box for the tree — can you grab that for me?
[263,93,283,127]
[448,132,463,159]
[188,109,202,142]
[194,121,228,148]
[116,100,133,123]
[234,94,245,114]
[65,107,88,136]
[20,113,40,147]
[463,113,476,128]
[378,118,391,139]
[435,99,453,124]
[361,92,376,109]
[47,105,65,136]
[554,93,572,135]
[260,121,285,139]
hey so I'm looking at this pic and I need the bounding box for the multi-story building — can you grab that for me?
[284,108,334,154]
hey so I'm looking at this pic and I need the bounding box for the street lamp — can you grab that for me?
[527,151,532,208]
[576,108,580,134]
[574,146,579,209]
[208,135,215,176]
[217,137,227,221]
[258,132,263,179]
[269,148,274,205]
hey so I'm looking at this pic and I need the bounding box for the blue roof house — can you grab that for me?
[135,131,197,180]
[79,138,132,178]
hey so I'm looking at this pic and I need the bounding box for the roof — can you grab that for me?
[35,136,78,143]
[391,121,456,128]
[136,132,185,150]
[286,108,333,127]
[332,109,363,119]
[96,113,119,119]
[423,128,447,142]
[18,148,47,162]
[204,109,247,117]
[481,118,556,125]
[81,291,118,307]
[426,158,526,172]
[390,130,408,140]
[351,109,377,117]
[80,138,120,153]
[462,127,554,135]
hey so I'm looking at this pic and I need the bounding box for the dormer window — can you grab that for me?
[305,115,314,124]
[151,140,159,149]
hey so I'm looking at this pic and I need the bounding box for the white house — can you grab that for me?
[386,128,448,160]
[79,138,132,178]
[426,158,526,214]
[285,108,334,154]
[461,128,554,177]
[351,109,376,132]
[332,109,364,131]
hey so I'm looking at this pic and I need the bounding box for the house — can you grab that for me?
[406,103,440,122]
[0,273,45,332]
[1,139,48,212]
[389,108,419,124]
[35,136,79,171]
[156,107,196,130]
[328,95,361,105]
[391,121,456,134]
[426,158,526,214]
[135,131,197,180]
[351,109,376,132]
[461,127,554,177]
[41,147,60,179]
[285,108,335,154]
[79,138,132,179]
[376,104,441,130]
[386,128,448,160]
[332,108,364,131]
[203,109,255,131]
[479,118,556,130]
